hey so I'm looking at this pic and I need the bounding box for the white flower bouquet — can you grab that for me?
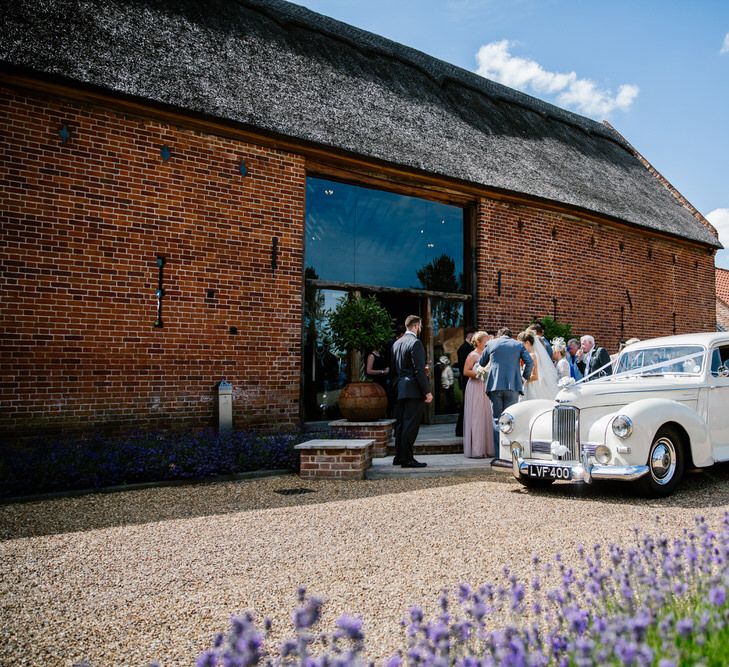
[473,363,489,381]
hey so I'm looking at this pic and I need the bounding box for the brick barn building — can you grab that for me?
[0,0,721,436]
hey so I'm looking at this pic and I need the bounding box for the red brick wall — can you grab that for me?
[298,447,372,480]
[1,86,305,434]
[477,199,716,350]
[0,85,718,436]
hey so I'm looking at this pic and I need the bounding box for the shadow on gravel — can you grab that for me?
[0,473,508,540]
[509,461,729,509]
[4,463,729,541]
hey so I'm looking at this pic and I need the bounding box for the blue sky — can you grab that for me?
[295,0,729,269]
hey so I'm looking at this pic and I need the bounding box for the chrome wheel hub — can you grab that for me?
[650,437,676,485]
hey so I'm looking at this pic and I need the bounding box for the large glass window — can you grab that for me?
[306,177,465,292]
[303,176,467,422]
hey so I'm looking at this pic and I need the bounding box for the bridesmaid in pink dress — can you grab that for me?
[462,331,495,458]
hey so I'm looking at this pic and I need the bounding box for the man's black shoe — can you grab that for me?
[401,460,427,468]
[392,458,403,466]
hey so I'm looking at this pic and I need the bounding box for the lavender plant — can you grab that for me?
[1,428,325,497]
[196,515,729,666]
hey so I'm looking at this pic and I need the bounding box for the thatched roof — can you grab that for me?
[0,0,720,247]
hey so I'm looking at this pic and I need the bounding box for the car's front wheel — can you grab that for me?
[637,426,685,497]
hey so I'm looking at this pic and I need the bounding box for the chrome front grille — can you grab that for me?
[552,405,580,460]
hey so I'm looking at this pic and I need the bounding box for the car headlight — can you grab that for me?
[595,445,612,465]
[612,415,633,439]
[498,412,514,434]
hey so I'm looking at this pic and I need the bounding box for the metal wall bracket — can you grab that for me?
[154,256,166,327]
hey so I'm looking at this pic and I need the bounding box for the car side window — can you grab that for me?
[711,346,729,377]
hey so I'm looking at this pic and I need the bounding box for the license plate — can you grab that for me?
[528,464,571,480]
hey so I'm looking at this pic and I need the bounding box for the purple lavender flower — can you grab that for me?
[469,600,487,622]
[280,639,298,658]
[629,609,652,642]
[615,638,638,664]
[409,606,424,624]
[510,583,526,611]
[196,652,217,667]
[709,585,726,607]
[676,617,693,638]
[454,620,471,643]
[335,615,364,642]
[293,596,324,630]
[565,608,588,636]
[458,583,472,603]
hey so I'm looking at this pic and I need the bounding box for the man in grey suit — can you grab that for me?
[391,315,433,468]
[479,327,533,447]
[577,335,613,381]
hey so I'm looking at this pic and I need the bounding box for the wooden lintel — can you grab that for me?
[306,160,473,207]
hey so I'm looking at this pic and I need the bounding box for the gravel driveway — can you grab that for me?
[3,465,729,666]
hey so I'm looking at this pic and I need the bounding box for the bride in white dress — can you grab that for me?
[518,331,560,401]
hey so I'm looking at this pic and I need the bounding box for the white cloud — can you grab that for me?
[707,208,729,238]
[475,40,639,118]
[721,33,729,55]
[707,208,729,269]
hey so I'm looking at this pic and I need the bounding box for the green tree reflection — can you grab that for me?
[417,254,461,328]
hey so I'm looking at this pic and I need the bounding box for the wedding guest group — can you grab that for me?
[389,313,620,466]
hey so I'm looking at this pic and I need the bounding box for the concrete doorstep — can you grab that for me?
[366,454,506,479]
[367,422,506,479]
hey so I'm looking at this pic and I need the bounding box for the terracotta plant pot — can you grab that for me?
[338,381,388,421]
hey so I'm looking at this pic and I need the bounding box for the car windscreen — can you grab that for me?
[615,345,705,375]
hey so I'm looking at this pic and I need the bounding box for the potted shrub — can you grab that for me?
[326,294,393,421]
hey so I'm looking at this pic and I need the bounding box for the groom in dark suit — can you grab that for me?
[479,327,533,457]
[392,315,433,468]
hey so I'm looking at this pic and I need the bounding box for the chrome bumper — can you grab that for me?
[511,445,649,484]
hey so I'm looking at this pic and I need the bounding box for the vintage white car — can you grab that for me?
[500,332,729,497]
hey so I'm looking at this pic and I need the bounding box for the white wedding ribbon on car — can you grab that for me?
[559,350,705,389]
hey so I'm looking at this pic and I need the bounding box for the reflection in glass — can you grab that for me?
[303,283,349,421]
[432,300,464,416]
[306,177,464,291]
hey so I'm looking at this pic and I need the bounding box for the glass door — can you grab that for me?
[302,284,349,422]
